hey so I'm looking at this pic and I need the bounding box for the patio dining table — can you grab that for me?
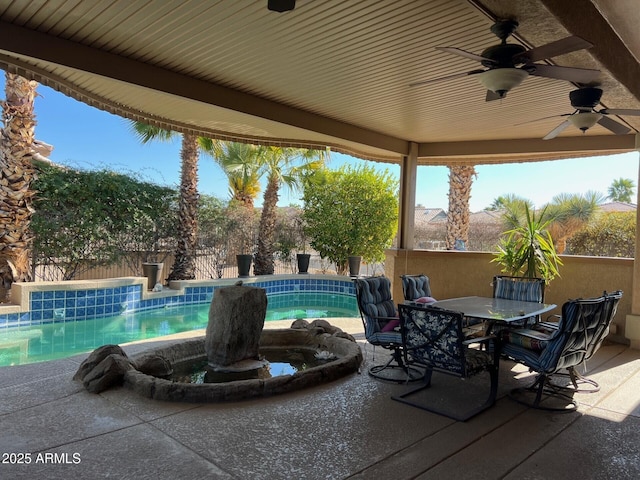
[427,296,557,325]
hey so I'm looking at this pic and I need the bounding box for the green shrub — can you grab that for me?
[567,212,635,257]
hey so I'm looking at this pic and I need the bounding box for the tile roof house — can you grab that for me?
[599,201,636,213]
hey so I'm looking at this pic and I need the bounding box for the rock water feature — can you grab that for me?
[204,284,269,381]
[74,285,362,401]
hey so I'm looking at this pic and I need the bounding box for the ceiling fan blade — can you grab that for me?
[409,69,484,87]
[485,90,503,102]
[516,36,592,63]
[543,120,571,140]
[526,63,601,83]
[598,115,631,135]
[513,112,572,126]
[600,108,640,116]
[436,47,496,64]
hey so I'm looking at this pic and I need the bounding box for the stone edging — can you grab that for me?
[122,327,363,402]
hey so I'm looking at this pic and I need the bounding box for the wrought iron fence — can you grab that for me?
[33,249,385,282]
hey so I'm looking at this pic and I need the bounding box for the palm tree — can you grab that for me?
[253,146,328,275]
[493,194,534,230]
[445,165,476,250]
[204,141,262,208]
[487,194,533,214]
[545,191,603,254]
[130,123,204,281]
[608,177,635,203]
[0,73,38,301]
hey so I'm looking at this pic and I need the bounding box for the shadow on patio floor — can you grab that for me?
[0,320,639,480]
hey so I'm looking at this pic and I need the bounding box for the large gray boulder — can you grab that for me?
[205,285,267,368]
[73,344,128,382]
[82,353,132,393]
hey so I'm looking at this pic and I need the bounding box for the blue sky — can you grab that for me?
[10,75,639,212]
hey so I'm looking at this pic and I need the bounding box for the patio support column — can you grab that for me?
[398,142,418,250]
[626,146,640,349]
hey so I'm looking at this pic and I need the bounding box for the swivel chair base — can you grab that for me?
[509,374,578,413]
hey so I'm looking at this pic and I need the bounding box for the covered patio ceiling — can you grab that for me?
[0,0,639,166]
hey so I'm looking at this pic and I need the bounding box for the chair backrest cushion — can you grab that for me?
[584,290,622,360]
[398,305,465,375]
[540,294,616,372]
[354,277,397,337]
[493,276,544,303]
[401,274,432,301]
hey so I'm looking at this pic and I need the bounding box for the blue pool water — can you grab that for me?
[0,292,358,367]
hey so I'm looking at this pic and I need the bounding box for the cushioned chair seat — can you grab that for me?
[367,331,403,345]
[501,328,553,352]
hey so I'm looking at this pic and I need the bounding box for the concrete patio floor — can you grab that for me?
[1,318,639,479]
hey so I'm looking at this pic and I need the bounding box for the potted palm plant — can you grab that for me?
[492,205,562,284]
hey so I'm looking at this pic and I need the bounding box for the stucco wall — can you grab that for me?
[387,249,633,344]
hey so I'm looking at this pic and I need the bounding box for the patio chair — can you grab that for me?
[492,275,545,303]
[485,275,546,334]
[392,304,500,421]
[527,290,622,392]
[501,291,622,412]
[400,274,433,302]
[493,275,545,317]
[353,276,423,382]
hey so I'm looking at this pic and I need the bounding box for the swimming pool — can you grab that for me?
[0,292,359,367]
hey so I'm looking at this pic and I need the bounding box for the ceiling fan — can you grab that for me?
[536,87,640,140]
[410,19,601,101]
[268,0,295,12]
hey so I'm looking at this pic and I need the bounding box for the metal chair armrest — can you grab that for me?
[369,314,400,332]
[463,335,495,345]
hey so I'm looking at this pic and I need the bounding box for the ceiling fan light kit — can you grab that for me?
[536,86,640,139]
[477,68,528,98]
[568,112,602,132]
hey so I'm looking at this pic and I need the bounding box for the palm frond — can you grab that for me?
[128,121,175,144]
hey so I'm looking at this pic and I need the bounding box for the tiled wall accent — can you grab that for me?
[267,292,355,310]
[0,278,355,330]
[179,278,355,306]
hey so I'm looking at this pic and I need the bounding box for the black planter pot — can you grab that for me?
[236,254,253,278]
[296,253,311,274]
[348,255,362,277]
[142,262,164,290]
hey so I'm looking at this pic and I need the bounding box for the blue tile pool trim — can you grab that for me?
[0,278,356,330]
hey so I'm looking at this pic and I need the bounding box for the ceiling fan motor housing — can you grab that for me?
[490,19,519,41]
[570,87,603,109]
[482,20,526,68]
[480,43,527,68]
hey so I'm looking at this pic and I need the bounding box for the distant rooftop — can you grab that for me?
[414,202,635,226]
[599,201,636,212]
